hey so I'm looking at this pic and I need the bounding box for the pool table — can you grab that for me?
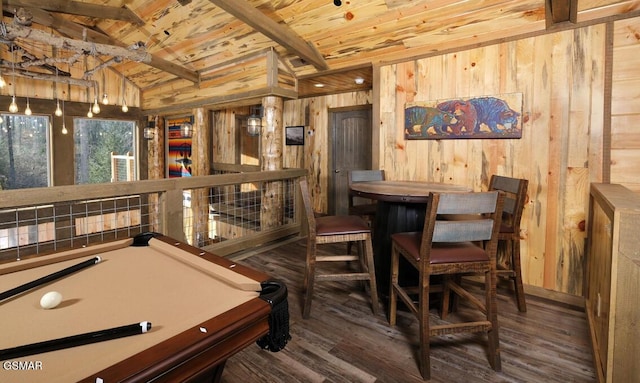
[0,233,289,383]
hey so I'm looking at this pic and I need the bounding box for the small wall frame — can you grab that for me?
[285,126,305,145]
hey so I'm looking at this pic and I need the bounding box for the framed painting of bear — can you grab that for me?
[404,93,523,139]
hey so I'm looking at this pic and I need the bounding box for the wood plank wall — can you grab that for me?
[277,17,640,296]
[611,18,640,191]
[283,92,373,212]
[378,25,609,296]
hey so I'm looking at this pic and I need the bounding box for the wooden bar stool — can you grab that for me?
[348,169,385,221]
[388,191,504,380]
[489,175,529,312]
[299,178,380,319]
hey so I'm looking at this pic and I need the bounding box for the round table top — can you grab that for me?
[349,180,471,203]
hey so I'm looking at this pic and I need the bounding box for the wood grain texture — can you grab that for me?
[220,238,596,383]
[377,24,606,295]
[3,0,637,109]
[586,184,640,383]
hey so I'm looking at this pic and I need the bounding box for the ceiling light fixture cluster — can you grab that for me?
[2,13,141,118]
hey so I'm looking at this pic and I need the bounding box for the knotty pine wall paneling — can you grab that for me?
[611,18,640,192]
[378,24,607,295]
[283,91,373,213]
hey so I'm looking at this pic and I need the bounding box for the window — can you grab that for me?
[0,114,51,190]
[74,118,137,184]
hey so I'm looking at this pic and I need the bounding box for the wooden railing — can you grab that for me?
[0,168,306,262]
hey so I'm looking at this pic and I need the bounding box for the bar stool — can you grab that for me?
[299,178,380,319]
[388,191,504,380]
[489,175,529,312]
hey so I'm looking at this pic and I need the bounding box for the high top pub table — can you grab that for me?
[349,180,471,296]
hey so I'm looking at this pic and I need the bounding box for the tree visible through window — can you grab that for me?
[74,118,137,184]
[0,114,50,190]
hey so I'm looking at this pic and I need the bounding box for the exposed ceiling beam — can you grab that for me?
[3,0,145,25]
[4,22,151,63]
[3,65,97,87]
[546,0,577,27]
[4,7,200,84]
[208,0,329,71]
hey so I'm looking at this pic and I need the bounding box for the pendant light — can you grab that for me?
[25,96,32,116]
[8,95,18,113]
[61,98,67,134]
[121,74,128,112]
[54,69,62,116]
[8,49,18,113]
[92,98,101,114]
[91,84,100,114]
[101,71,109,105]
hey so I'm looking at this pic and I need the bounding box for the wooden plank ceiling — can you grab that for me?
[0,0,635,102]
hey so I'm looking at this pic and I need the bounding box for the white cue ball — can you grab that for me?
[40,291,63,309]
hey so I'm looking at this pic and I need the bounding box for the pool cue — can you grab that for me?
[0,321,152,360]
[0,256,101,302]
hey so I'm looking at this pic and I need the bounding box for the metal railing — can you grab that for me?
[0,167,306,262]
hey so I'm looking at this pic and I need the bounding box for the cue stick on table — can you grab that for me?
[0,321,152,360]
[0,256,101,302]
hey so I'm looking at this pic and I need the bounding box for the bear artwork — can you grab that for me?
[404,94,522,139]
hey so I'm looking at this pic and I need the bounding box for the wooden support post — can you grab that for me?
[261,96,284,229]
[147,116,164,233]
[191,107,211,246]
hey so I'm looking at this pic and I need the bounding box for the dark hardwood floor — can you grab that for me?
[221,238,596,382]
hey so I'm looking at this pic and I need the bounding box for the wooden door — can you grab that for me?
[329,107,372,215]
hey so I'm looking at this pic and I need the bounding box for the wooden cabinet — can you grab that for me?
[586,184,640,383]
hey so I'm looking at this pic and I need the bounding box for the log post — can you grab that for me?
[191,107,211,246]
[261,96,284,229]
[147,116,164,233]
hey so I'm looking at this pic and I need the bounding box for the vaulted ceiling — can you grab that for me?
[0,0,637,104]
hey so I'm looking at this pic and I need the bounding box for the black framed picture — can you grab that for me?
[285,126,305,145]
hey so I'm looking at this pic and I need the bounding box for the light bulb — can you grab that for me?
[25,99,32,116]
[0,75,5,88]
[102,93,109,105]
[0,116,3,124]
[9,96,18,113]
[61,124,68,134]
[121,99,128,112]
[55,100,62,116]
[87,104,93,118]
[92,99,100,114]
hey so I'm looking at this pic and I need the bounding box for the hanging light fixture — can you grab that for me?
[91,84,100,114]
[101,71,109,105]
[87,102,93,118]
[92,98,101,114]
[180,122,193,138]
[25,96,32,115]
[144,120,156,139]
[0,72,5,88]
[61,99,67,134]
[8,95,18,113]
[54,68,62,116]
[55,99,62,116]
[247,106,262,136]
[121,74,128,112]
[8,48,18,113]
